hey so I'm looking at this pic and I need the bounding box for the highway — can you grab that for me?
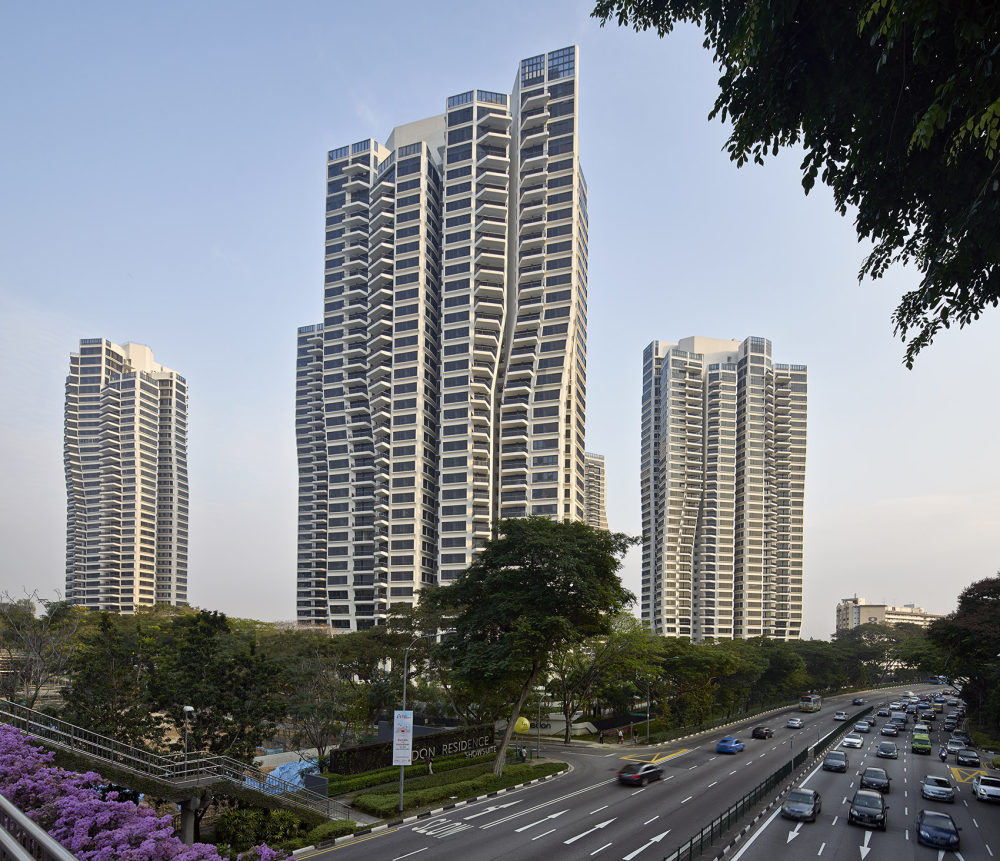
[731,691,998,861]
[300,686,933,860]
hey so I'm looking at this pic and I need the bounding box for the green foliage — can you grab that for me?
[423,518,636,776]
[351,762,565,817]
[215,808,302,854]
[322,753,477,795]
[302,819,358,846]
[592,0,1000,367]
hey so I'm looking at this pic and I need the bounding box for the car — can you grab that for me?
[906,704,918,714]
[889,701,902,710]
[854,722,871,734]
[952,730,972,744]
[860,767,892,793]
[876,707,890,717]
[876,741,898,759]
[921,775,956,803]
[853,697,865,705]
[948,698,960,706]
[833,711,849,721]
[914,810,961,849]
[880,724,898,737]
[913,722,931,734]
[972,775,1000,802]
[921,711,937,721]
[848,790,888,830]
[751,726,773,739]
[946,738,966,755]
[956,749,981,767]
[842,733,864,749]
[943,719,957,732]
[912,733,932,754]
[781,787,822,822]
[823,750,848,772]
[860,717,877,729]
[616,762,663,786]
[786,717,803,729]
[716,736,745,754]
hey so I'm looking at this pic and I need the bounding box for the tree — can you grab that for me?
[0,593,81,708]
[592,0,1000,367]
[59,613,161,748]
[422,518,636,776]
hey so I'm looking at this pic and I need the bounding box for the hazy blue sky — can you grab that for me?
[2,1,997,639]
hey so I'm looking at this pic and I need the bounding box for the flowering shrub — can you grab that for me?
[0,725,286,860]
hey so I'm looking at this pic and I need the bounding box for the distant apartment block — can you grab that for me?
[641,336,807,641]
[64,339,188,611]
[297,47,589,630]
[584,451,608,530]
[836,596,943,631]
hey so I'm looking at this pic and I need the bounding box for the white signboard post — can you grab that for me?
[393,710,414,766]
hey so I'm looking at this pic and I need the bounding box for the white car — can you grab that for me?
[973,775,1000,802]
[913,722,931,734]
[834,711,849,721]
[786,717,803,729]
[842,733,864,748]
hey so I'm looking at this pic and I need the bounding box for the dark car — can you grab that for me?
[920,710,936,721]
[880,724,898,737]
[823,750,848,772]
[921,775,957,803]
[616,762,663,786]
[915,810,961,849]
[876,707,890,717]
[781,788,822,822]
[952,730,972,744]
[751,726,773,739]
[860,767,891,793]
[876,741,898,759]
[853,697,865,705]
[956,749,981,767]
[848,790,888,830]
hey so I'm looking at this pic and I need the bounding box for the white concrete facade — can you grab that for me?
[641,336,806,641]
[64,339,189,612]
[836,596,942,631]
[584,451,608,530]
[296,47,588,630]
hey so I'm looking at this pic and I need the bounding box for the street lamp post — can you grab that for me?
[398,631,454,814]
[182,706,194,777]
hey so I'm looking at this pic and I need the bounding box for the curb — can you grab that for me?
[292,767,570,855]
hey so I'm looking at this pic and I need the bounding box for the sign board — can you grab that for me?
[392,710,414,766]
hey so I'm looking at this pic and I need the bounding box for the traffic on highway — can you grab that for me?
[299,686,978,860]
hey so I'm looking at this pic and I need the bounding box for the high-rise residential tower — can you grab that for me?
[64,339,189,612]
[640,336,806,641]
[297,47,588,630]
[584,451,608,530]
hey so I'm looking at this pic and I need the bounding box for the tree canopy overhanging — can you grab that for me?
[592,0,1000,367]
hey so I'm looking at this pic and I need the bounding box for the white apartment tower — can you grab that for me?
[297,47,588,629]
[584,451,608,530]
[640,336,806,641]
[64,339,189,612]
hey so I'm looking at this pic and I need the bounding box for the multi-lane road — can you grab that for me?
[731,693,998,861]
[299,686,977,860]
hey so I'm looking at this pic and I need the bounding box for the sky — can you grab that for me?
[1,1,997,640]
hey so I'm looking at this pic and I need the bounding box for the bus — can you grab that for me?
[799,694,823,712]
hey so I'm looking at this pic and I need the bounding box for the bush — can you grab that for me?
[323,753,473,795]
[306,820,359,844]
[215,809,304,855]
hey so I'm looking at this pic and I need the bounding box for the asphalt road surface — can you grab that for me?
[301,686,938,861]
[730,693,996,861]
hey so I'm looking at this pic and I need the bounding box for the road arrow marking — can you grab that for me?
[787,822,802,843]
[859,829,872,859]
[622,829,671,859]
[462,800,522,820]
[515,810,568,832]
[564,818,615,844]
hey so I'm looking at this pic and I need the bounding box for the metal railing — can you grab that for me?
[664,706,872,861]
[0,700,351,822]
[0,792,79,861]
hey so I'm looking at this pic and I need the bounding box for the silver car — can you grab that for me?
[842,733,864,748]
[972,775,1000,802]
[921,775,956,803]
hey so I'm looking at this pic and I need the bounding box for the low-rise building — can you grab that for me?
[836,596,942,631]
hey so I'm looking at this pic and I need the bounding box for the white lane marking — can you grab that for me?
[622,829,670,860]
[664,775,674,781]
[590,843,612,855]
[759,753,766,758]
[644,816,659,825]
[974,818,980,828]
[842,797,848,805]
[905,829,909,841]
[708,781,718,788]
[515,810,568,832]
[630,787,646,796]
[463,800,522,820]
[682,796,693,804]
[392,850,427,861]
[832,816,839,826]
[563,818,615,845]
[786,822,803,843]
[986,844,993,856]
[729,806,782,861]
[817,842,826,856]
[532,828,556,841]
[730,770,738,776]
[590,806,608,815]
[688,765,698,770]
[905,806,908,815]
[481,778,615,829]
[709,756,717,761]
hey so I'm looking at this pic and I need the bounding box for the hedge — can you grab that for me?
[351,762,565,817]
[322,753,477,796]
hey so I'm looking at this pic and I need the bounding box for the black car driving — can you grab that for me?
[781,788,822,822]
[848,790,888,830]
[616,762,663,786]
